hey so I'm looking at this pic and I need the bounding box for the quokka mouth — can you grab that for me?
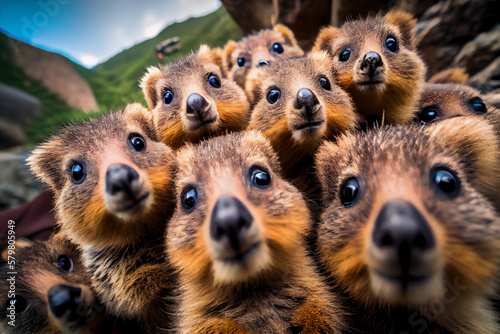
[294,120,325,131]
[220,241,262,264]
[116,192,150,213]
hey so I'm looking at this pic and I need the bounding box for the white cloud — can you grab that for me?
[79,55,99,68]
[142,11,165,38]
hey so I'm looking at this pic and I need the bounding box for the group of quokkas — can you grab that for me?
[2,10,500,334]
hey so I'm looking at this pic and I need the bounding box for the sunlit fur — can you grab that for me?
[222,24,304,90]
[249,52,358,205]
[315,117,500,333]
[313,11,426,126]
[0,236,119,334]
[167,131,344,333]
[140,45,250,150]
[27,104,176,333]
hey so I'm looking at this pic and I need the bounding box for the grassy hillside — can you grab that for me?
[0,33,97,146]
[79,6,241,110]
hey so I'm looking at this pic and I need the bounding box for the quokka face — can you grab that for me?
[0,238,102,334]
[249,52,358,163]
[314,11,426,125]
[167,131,310,285]
[315,117,500,310]
[28,104,174,247]
[222,25,304,89]
[415,83,490,124]
[141,45,250,149]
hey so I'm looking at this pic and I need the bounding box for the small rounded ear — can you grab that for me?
[222,40,238,73]
[273,24,300,48]
[384,11,417,49]
[312,26,341,54]
[427,116,500,207]
[27,138,65,192]
[122,103,160,142]
[139,66,165,109]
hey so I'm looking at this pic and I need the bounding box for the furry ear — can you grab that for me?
[427,116,500,208]
[139,66,165,109]
[123,103,160,142]
[222,40,238,72]
[312,26,341,54]
[384,11,417,49]
[210,47,226,77]
[198,44,227,77]
[27,137,65,193]
[273,24,299,48]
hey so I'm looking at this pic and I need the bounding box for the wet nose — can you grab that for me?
[186,93,210,120]
[372,200,435,267]
[105,164,139,198]
[48,284,82,319]
[361,51,383,76]
[210,195,253,251]
[295,88,319,116]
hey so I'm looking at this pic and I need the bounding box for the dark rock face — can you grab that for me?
[416,0,500,87]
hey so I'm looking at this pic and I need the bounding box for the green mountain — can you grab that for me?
[78,6,241,110]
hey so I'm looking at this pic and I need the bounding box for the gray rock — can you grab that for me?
[0,152,43,211]
[453,26,500,75]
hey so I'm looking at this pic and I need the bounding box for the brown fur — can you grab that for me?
[313,11,426,126]
[27,104,176,333]
[167,132,344,333]
[0,236,122,334]
[428,68,469,85]
[415,83,493,124]
[140,45,250,149]
[222,25,304,92]
[249,52,358,206]
[315,117,500,333]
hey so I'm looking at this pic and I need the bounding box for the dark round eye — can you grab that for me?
[181,188,198,213]
[319,77,331,90]
[385,37,398,53]
[237,57,246,67]
[340,177,360,207]
[469,97,487,114]
[71,161,86,184]
[164,90,174,104]
[267,88,281,104]
[418,106,439,123]
[252,169,271,188]
[57,254,73,272]
[129,133,146,152]
[208,74,221,89]
[339,49,351,61]
[7,294,28,314]
[432,168,460,197]
[272,42,284,54]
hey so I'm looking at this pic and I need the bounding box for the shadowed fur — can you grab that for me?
[315,117,500,333]
[27,104,176,333]
[167,131,344,333]
[0,236,122,334]
[140,45,250,149]
[313,11,426,126]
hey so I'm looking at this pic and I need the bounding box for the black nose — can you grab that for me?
[186,93,209,120]
[258,60,269,67]
[361,52,383,76]
[48,284,82,319]
[372,200,435,256]
[210,196,253,251]
[295,88,319,115]
[105,164,139,197]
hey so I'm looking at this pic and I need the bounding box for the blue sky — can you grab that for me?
[0,0,221,68]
